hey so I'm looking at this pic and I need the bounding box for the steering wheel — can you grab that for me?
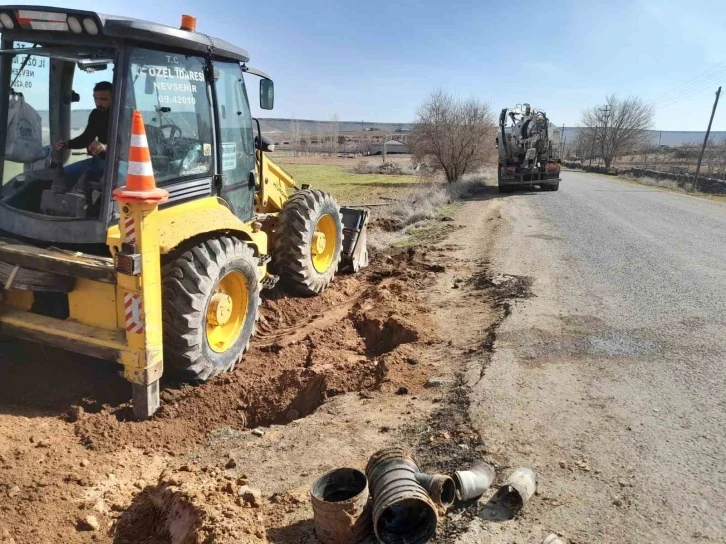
[158,124,182,144]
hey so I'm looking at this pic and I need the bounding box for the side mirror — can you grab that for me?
[260,79,274,110]
[255,135,276,152]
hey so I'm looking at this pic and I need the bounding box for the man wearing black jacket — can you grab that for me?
[53,81,112,187]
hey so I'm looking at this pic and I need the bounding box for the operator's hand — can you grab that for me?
[87,141,106,156]
[53,141,68,151]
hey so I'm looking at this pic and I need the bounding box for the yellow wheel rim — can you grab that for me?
[311,214,337,273]
[206,270,248,353]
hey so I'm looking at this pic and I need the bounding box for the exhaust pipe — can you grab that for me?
[414,472,456,508]
[452,460,496,501]
[365,448,437,544]
[310,468,372,544]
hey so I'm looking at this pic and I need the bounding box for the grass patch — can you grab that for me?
[275,162,420,204]
[617,173,726,203]
[368,178,489,250]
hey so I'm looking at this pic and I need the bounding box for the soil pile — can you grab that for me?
[0,247,448,544]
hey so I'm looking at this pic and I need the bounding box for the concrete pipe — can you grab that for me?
[542,534,567,544]
[500,467,536,510]
[452,460,496,501]
[365,447,437,544]
[310,467,372,544]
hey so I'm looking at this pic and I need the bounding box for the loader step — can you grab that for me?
[261,273,279,290]
[0,308,127,361]
[0,242,116,284]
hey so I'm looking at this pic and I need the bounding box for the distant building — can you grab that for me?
[370,139,409,155]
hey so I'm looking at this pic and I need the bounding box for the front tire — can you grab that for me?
[275,189,343,296]
[161,236,260,381]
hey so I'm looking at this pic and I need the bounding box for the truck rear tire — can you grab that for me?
[275,189,343,296]
[161,236,260,382]
[548,182,560,191]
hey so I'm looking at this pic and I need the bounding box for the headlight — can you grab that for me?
[0,13,15,29]
[67,16,82,34]
[82,18,99,35]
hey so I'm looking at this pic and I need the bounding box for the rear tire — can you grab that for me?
[161,236,260,382]
[549,182,560,192]
[275,189,343,296]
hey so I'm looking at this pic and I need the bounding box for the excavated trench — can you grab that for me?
[0,249,441,456]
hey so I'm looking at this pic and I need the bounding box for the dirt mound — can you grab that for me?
[369,217,404,232]
[114,467,265,544]
[71,250,442,454]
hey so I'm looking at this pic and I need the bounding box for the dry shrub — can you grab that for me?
[623,173,681,191]
[367,178,488,250]
[353,161,419,175]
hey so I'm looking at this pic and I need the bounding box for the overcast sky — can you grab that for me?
[8,0,726,130]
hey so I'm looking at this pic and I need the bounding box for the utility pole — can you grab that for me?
[599,105,611,168]
[382,135,387,163]
[694,86,721,189]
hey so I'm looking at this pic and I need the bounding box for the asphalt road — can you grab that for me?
[461,172,726,543]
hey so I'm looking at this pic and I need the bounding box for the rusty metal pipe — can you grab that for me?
[414,472,456,508]
[365,448,437,544]
[310,468,372,544]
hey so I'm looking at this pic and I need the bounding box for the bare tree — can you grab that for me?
[580,95,654,169]
[328,113,340,156]
[571,130,591,162]
[712,137,726,179]
[300,130,311,156]
[410,89,496,182]
[290,117,299,157]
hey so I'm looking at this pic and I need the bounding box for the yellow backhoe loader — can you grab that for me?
[0,7,368,418]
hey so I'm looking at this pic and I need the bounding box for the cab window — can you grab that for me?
[213,61,256,217]
[121,48,213,186]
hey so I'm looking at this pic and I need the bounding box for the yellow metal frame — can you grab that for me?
[107,196,269,258]
[0,152,297,417]
[254,152,296,214]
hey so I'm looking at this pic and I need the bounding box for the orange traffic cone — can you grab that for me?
[113,110,169,204]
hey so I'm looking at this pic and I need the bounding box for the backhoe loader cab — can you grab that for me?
[0,7,267,235]
[0,7,369,418]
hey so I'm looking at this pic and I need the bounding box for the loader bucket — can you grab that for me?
[340,207,369,272]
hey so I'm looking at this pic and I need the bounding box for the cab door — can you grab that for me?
[213,62,255,221]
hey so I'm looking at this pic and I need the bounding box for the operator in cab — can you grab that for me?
[52,81,112,188]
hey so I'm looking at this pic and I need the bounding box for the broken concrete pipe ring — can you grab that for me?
[413,472,456,508]
[501,467,536,510]
[365,447,438,544]
[310,467,372,544]
[452,460,496,501]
